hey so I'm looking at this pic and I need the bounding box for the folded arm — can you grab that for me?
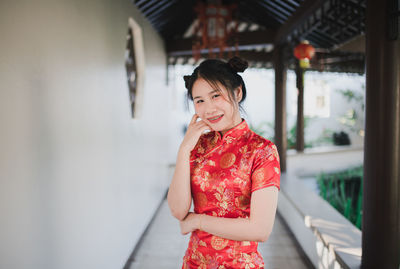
[180,186,279,242]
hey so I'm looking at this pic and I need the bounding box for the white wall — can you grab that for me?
[299,71,365,147]
[0,0,171,268]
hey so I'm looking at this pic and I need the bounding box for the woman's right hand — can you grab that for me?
[180,114,211,153]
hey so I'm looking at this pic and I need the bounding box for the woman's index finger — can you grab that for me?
[190,114,199,124]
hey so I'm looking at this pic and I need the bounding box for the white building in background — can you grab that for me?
[171,66,365,151]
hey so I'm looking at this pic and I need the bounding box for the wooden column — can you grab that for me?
[274,45,287,173]
[363,0,400,268]
[295,64,305,152]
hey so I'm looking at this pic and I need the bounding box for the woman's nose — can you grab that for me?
[205,101,217,115]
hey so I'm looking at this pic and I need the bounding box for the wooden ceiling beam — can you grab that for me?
[169,50,274,64]
[256,1,288,23]
[135,0,148,7]
[274,0,327,45]
[285,0,301,8]
[306,31,331,47]
[332,34,365,53]
[238,1,280,28]
[144,0,175,18]
[168,50,364,73]
[147,1,176,21]
[276,1,296,12]
[166,29,277,55]
[239,50,274,63]
[261,1,292,18]
[139,0,160,12]
[159,0,196,40]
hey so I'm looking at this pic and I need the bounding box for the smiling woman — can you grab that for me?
[184,57,247,137]
[167,57,281,268]
[191,78,242,136]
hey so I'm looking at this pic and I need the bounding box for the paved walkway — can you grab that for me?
[129,146,363,269]
[129,200,312,269]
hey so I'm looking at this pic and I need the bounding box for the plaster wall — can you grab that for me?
[0,0,171,268]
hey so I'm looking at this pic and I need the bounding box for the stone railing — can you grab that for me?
[277,173,362,269]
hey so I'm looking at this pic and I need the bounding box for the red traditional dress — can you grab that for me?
[182,118,281,269]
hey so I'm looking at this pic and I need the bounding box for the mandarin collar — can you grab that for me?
[214,118,249,142]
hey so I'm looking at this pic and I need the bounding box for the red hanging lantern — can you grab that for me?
[192,0,238,61]
[294,40,315,68]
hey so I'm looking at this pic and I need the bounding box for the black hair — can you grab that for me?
[183,56,249,113]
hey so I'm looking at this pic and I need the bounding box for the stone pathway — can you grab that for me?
[129,199,313,269]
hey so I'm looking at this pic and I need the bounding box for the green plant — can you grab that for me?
[337,89,364,110]
[251,118,335,148]
[317,165,363,230]
[310,128,335,147]
[336,88,365,134]
[249,121,274,141]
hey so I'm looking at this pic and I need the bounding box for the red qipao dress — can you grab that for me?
[182,119,281,269]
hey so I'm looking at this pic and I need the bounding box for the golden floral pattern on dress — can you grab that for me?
[211,236,229,250]
[252,168,266,185]
[208,160,216,166]
[214,184,235,216]
[193,170,210,191]
[235,194,251,210]
[211,132,219,146]
[239,144,248,154]
[224,135,234,144]
[242,241,251,246]
[197,145,205,154]
[183,119,280,268]
[271,144,280,162]
[239,252,264,269]
[195,192,208,208]
[219,152,236,168]
[199,240,207,247]
[274,166,280,175]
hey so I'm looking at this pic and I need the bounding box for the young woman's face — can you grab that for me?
[192,78,242,135]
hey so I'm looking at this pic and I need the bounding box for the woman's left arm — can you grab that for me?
[180,186,279,242]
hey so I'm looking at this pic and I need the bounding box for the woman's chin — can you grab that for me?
[206,123,219,131]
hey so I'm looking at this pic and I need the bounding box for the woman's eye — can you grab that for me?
[196,100,203,104]
[213,94,220,98]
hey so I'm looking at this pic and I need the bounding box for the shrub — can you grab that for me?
[317,165,363,229]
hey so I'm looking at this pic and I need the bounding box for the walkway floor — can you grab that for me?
[130,200,312,269]
[129,146,363,269]
[129,199,312,269]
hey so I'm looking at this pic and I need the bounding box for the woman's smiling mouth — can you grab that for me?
[207,114,224,123]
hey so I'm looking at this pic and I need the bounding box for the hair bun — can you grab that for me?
[228,56,248,73]
[183,75,192,89]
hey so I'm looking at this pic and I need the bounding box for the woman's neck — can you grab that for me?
[220,116,243,136]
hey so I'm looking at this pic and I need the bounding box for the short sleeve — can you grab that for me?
[251,142,281,192]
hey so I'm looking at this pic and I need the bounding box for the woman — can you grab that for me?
[167,56,280,268]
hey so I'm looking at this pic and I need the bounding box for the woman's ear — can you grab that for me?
[235,86,243,103]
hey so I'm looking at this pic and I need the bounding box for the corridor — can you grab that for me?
[129,198,313,269]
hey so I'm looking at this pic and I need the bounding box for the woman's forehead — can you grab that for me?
[193,89,219,99]
[192,78,226,96]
